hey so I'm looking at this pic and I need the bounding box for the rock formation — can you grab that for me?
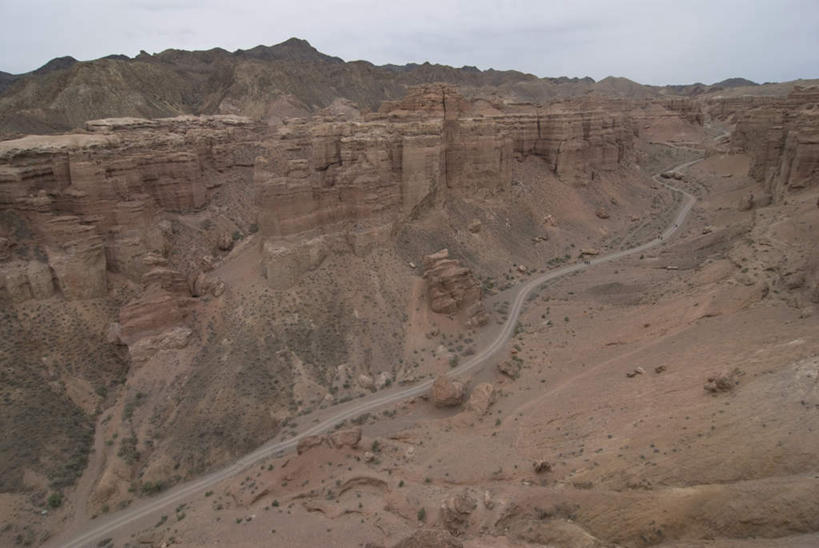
[422,249,486,324]
[732,86,819,199]
[431,375,466,407]
[465,383,495,415]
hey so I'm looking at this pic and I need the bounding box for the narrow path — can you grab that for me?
[55,157,702,548]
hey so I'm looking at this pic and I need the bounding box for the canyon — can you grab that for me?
[0,39,818,548]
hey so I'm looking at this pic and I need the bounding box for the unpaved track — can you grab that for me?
[55,158,701,548]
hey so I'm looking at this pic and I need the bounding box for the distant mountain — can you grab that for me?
[713,77,758,88]
[31,55,78,75]
[0,71,16,95]
[0,38,542,136]
[0,37,801,137]
[236,37,344,64]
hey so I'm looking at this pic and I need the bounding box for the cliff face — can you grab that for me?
[731,87,819,198]
[1,85,650,300]
[0,115,261,303]
[252,85,638,288]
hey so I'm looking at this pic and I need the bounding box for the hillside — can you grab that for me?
[2,37,810,138]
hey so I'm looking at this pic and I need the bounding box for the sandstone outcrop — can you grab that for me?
[431,375,465,407]
[422,249,487,325]
[0,116,261,302]
[251,86,644,289]
[732,86,819,199]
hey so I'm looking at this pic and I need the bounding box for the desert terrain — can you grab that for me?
[0,39,818,548]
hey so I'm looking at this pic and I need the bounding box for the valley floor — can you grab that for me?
[43,141,819,547]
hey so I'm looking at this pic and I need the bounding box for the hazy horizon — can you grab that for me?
[1,0,818,85]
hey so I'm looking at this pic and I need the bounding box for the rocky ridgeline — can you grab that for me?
[730,86,819,199]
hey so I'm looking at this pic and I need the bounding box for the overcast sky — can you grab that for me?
[1,0,817,85]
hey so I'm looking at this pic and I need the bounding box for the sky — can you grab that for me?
[0,0,817,85]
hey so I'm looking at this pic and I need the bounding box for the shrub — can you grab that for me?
[417,507,426,521]
[47,492,63,508]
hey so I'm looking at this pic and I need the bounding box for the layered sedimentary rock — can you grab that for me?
[731,87,819,198]
[0,115,261,303]
[422,248,486,325]
[254,85,642,287]
[1,88,655,304]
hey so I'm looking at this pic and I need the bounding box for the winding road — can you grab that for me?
[56,157,702,548]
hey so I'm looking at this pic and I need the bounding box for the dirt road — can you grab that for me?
[54,158,701,548]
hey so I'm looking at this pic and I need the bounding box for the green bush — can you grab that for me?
[47,492,63,508]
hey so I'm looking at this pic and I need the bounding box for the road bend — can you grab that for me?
[57,157,702,548]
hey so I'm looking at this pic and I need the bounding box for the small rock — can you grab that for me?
[497,360,521,379]
[655,365,667,374]
[533,459,552,473]
[408,262,416,269]
[217,233,234,251]
[211,279,225,297]
[738,193,754,211]
[201,255,215,272]
[363,451,375,462]
[439,491,477,535]
[595,207,610,219]
[483,490,494,509]
[358,374,374,390]
[468,220,482,233]
[704,368,742,393]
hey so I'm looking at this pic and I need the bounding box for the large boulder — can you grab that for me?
[465,383,495,416]
[431,375,465,407]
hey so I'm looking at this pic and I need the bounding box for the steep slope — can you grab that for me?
[0,87,707,546]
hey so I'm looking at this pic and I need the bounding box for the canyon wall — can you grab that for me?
[730,87,819,198]
[253,85,640,288]
[0,116,261,302]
